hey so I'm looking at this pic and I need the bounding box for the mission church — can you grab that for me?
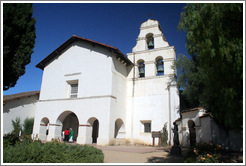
[4,19,180,146]
[3,19,243,150]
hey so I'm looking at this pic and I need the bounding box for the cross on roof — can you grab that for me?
[148,13,153,18]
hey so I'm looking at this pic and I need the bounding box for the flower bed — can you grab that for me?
[184,142,222,163]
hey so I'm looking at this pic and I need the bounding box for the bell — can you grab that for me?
[139,67,145,77]
[148,41,154,49]
[157,65,164,73]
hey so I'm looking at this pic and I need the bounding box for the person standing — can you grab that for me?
[69,128,74,143]
[64,128,69,142]
[61,130,65,142]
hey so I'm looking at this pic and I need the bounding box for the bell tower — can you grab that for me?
[132,19,169,52]
[127,19,176,78]
[126,19,180,146]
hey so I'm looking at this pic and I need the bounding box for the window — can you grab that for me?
[70,84,78,98]
[67,80,79,98]
[144,123,151,133]
[140,120,151,133]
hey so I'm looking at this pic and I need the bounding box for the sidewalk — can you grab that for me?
[94,145,187,163]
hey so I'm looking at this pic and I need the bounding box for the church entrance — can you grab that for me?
[56,111,79,142]
[188,120,196,146]
[62,112,79,142]
[92,119,99,143]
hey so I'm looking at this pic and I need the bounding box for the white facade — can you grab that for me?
[31,19,180,146]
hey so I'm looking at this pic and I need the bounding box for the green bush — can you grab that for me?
[23,117,34,135]
[11,117,22,137]
[3,133,20,149]
[184,141,222,163]
[161,122,168,146]
[3,139,104,163]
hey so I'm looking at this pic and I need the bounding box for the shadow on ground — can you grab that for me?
[147,147,187,163]
[147,154,184,163]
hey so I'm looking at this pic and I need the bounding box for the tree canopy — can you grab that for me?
[3,3,36,90]
[174,3,243,130]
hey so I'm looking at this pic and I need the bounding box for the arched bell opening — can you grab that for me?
[137,59,145,78]
[155,56,164,76]
[146,33,154,49]
[39,117,49,141]
[56,111,79,142]
[87,117,99,144]
[188,120,196,146]
[114,118,125,138]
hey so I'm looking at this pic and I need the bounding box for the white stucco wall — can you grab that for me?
[3,95,39,134]
[200,117,211,143]
[39,41,113,100]
[32,97,113,145]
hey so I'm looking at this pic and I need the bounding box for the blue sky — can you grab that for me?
[3,2,188,95]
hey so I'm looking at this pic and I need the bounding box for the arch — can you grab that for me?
[188,120,196,146]
[56,111,79,142]
[155,56,163,62]
[137,59,145,78]
[155,56,164,76]
[114,118,125,138]
[39,117,49,140]
[146,33,154,49]
[87,117,99,143]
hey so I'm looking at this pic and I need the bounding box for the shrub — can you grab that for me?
[23,117,34,135]
[3,139,104,163]
[3,133,20,149]
[161,122,168,146]
[184,141,222,163]
[11,117,22,137]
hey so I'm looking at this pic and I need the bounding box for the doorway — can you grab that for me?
[92,119,99,143]
[61,112,79,142]
[188,120,196,146]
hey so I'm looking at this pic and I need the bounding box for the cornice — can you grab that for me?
[140,24,159,30]
[39,95,116,102]
[132,46,175,54]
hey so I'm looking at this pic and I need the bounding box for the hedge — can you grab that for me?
[3,139,104,163]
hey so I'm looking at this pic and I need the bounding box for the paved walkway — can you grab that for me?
[94,145,187,163]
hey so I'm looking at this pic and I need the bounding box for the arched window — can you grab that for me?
[138,60,145,77]
[156,57,164,76]
[146,33,154,50]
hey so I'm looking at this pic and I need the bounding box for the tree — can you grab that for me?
[174,3,243,130]
[3,3,36,90]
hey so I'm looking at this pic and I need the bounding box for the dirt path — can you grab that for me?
[94,145,186,163]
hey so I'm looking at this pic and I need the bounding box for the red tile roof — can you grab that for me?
[36,35,133,70]
[181,107,204,114]
[3,90,40,103]
[199,112,213,118]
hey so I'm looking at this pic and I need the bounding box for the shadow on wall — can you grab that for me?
[3,96,38,113]
[211,118,243,152]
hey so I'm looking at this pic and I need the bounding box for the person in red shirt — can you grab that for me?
[64,128,70,142]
